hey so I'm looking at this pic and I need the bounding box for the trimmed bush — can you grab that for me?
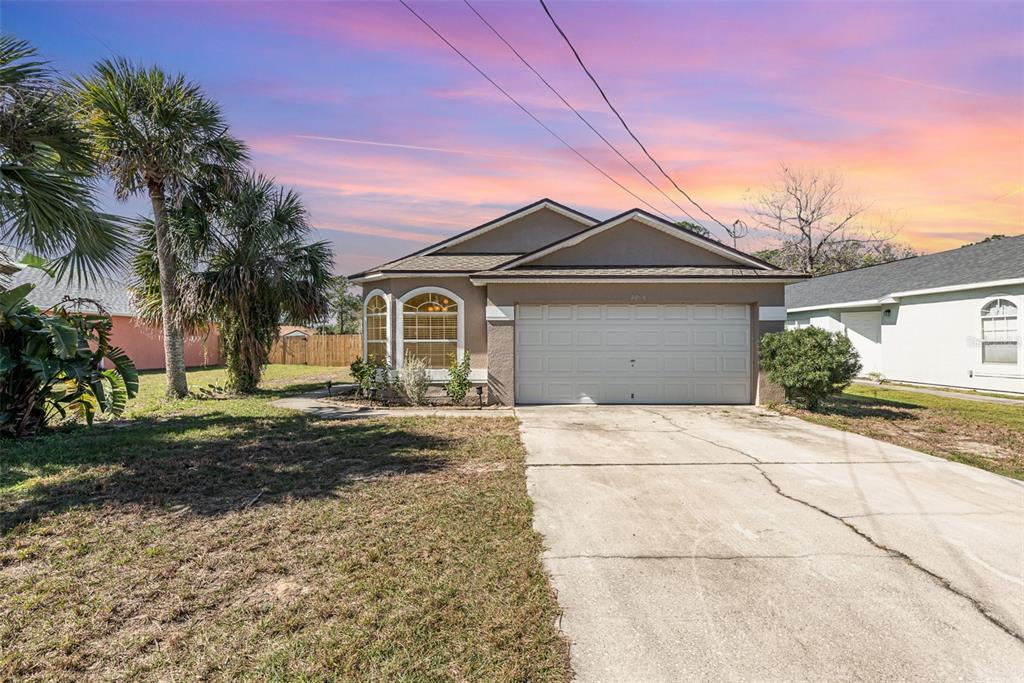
[760,327,861,411]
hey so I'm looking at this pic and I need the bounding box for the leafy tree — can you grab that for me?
[321,276,361,334]
[74,58,248,398]
[760,327,861,411]
[0,283,138,437]
[748,166,916,275]
[0,35,129,283]
[134,174,333,393]
[675,220,711,238]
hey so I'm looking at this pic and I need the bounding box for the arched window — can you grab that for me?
[981,298,1018,364]
[399,289,462,370]
[364,292,388,362]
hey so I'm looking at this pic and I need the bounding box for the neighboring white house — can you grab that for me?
[786,236,1024,395]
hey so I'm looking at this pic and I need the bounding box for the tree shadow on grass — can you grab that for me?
[818,392,919,420]
[1,412,453,533]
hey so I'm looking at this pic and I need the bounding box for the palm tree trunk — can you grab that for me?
[148,182,189,398]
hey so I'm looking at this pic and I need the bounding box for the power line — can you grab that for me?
[538,0,737,234]
[397,0,676,222]
[463,0,701,225]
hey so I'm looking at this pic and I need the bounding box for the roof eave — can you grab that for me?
[470,275,808,285]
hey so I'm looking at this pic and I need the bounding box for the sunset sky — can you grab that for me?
[8,1,1024,274]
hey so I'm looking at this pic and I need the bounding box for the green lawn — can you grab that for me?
[1,366,569,681]
[788,384,1024,480]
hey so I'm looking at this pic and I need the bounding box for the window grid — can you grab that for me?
[981,298,1018,365]
[365,295,388,362]
[402,292,458,369]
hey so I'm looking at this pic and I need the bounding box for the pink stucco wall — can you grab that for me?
[110,315,220,370]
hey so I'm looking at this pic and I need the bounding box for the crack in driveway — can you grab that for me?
[630,405,1024,644]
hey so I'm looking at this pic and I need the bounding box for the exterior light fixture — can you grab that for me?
[476,385,484,409]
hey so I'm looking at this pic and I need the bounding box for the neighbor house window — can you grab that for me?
[981,298,1018,364]
[401,290,459,369]
[364,293,388,362]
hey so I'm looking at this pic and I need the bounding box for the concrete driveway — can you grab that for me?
[519,405,1024,682]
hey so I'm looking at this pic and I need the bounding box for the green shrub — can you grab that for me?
[444,351,472,404]
[349,357,375,398]
[0,283,139,437]
[760,327,861,411]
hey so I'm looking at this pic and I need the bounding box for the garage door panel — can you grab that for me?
[693,330,719,346]
[722,305,750,320]
[722,329,750,347]
[605,306,631,319]
[519,305,543,320]
[518,329,543,347]
[605,331,631,346]
[664,330,692,347]
[515,304,751,404]
[635,306,660,320]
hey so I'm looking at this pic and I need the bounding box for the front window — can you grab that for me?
[365,294,387,362]
[981,298,1018,364]
[402,292,458,369]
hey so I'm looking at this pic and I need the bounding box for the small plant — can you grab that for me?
[865,371,886,384]
[349,357,375,398]
[760,327,861,412]
[444,351,472,404]
[399,357,430,406]
[370,360,397,402]
[0,285,139,437]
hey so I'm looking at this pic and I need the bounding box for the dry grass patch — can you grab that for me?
[1,367,569,682]
[783,384,1024,480]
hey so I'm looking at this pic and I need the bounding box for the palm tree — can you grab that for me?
[0,34,129,282]
[74,58,248,397]
[134,174,333,393]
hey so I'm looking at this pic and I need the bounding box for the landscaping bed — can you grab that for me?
[0,366,570,681]
[783,384,1024,480]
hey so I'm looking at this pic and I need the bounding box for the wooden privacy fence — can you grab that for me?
[268,334,362,367]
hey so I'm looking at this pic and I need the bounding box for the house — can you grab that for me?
[786,236,1023,395]
[8,265,220,371]
[351,199,806,405]
[279,325,316,338]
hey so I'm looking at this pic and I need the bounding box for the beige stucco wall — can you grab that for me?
[438,208,590,254]
[485,282,785,307]
[531,220,737,267]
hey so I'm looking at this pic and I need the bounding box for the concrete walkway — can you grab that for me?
[270,389,514,419]
[519,405,1024,681]
[853,379,1024,405]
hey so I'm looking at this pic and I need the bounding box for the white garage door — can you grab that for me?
[515,304,751,404]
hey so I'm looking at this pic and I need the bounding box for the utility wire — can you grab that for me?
[397,0,676,222]
[538,0,736,234]
[463,0,701,225]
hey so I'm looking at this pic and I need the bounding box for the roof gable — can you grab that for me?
[438,202,594,254]
[418,198,595,256]
[498,210,776,271]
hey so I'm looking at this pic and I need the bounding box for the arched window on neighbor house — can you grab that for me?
[981,298,1018,364]
[364,292,388,362]
[399,289,462,370]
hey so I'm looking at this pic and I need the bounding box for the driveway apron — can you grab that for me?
[519,405,1024,682]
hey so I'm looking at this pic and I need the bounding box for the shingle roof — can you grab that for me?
[7,266,136,316]
[786,236,1024,310]
[371,253,522,272]
[472,266,805,279]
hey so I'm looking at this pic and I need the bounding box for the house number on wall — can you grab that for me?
[630,294,647,302]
